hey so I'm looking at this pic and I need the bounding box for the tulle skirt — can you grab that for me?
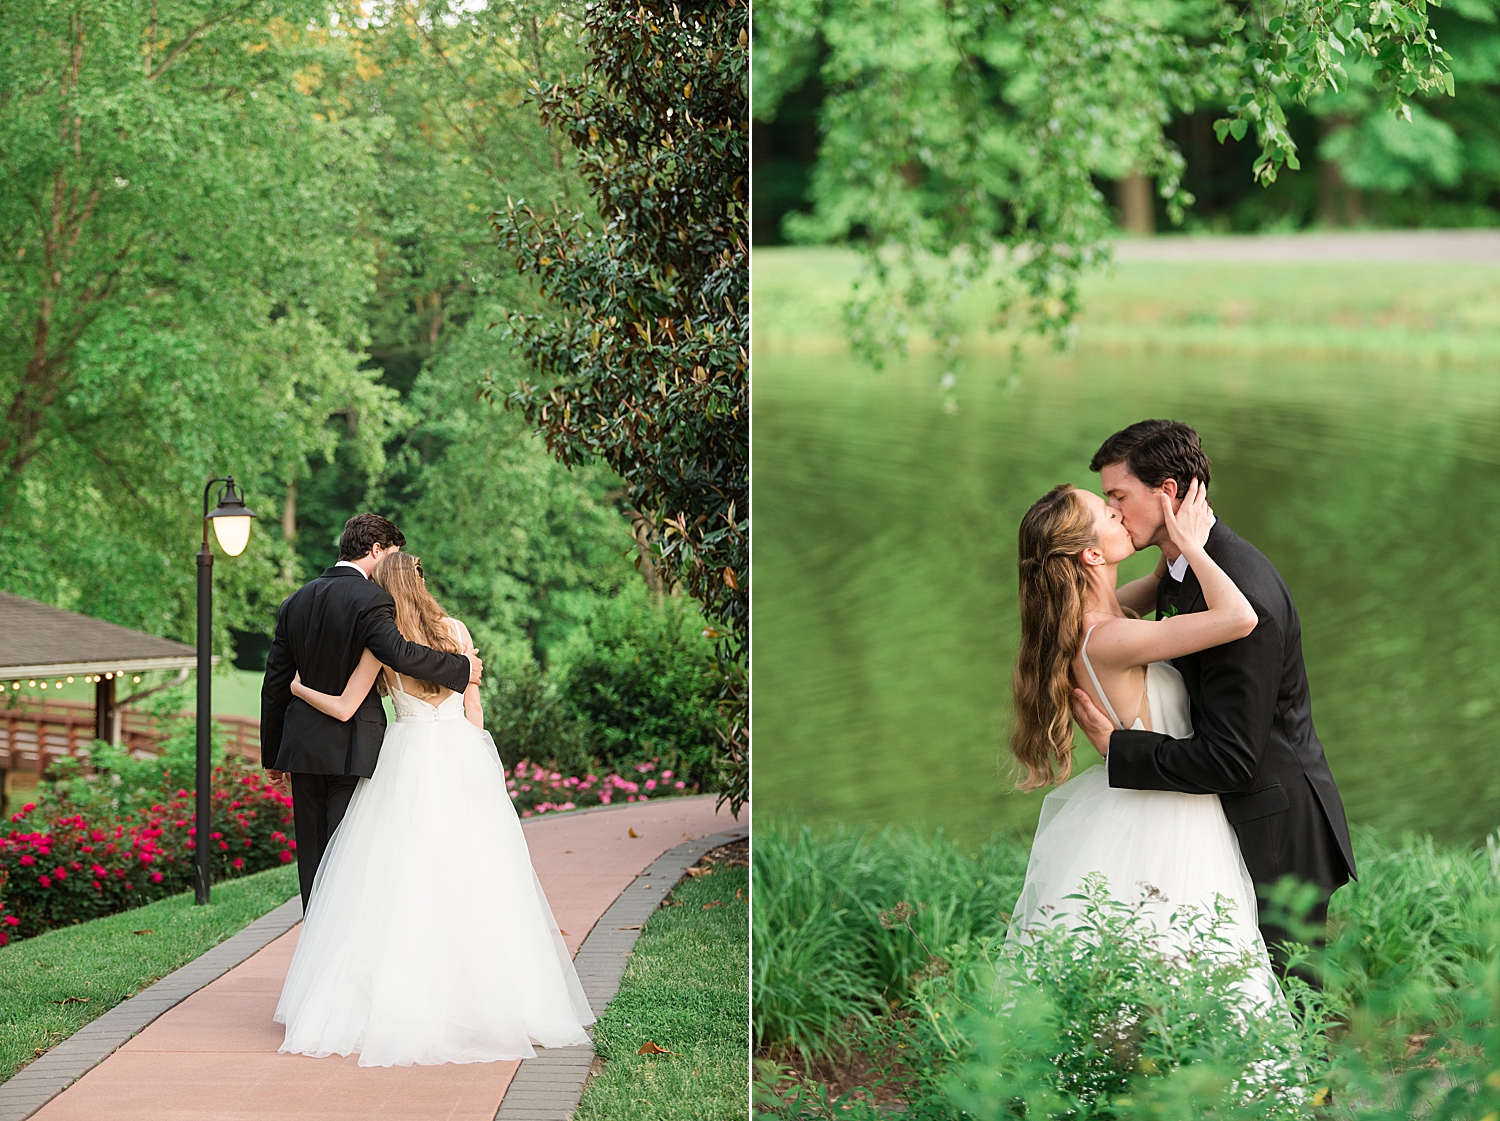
[274,715,595,1066]
[1009,765,1275,1005]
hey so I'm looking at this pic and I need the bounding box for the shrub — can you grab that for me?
[483,655,597,780]
[0,735,295,943]
[502,756,697,818]
[553,587,723,788]
[754,822,1500,1120]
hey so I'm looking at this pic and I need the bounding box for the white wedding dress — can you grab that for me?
[275,670,594,1066]
[1010,626,1275,1004]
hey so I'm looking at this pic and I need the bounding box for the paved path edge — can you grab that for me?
[493,824,749,1121]
[0,893,306,1121]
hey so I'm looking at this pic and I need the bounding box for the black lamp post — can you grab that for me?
[196,477,256,905]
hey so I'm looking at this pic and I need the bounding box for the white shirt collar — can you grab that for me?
[334,560,370,579]
[1167,516,1216,582]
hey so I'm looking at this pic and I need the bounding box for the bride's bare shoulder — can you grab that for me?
[443,616,473,646]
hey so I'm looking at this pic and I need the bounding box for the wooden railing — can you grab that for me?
[0,699,260,779]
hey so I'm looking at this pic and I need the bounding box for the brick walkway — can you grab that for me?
[24,796,742,1121]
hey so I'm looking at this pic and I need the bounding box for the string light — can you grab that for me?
[133,675,141,683]
[39,682,47,689]
[104,672,113,680]
[66,676,74,683]
[28,680,35,687]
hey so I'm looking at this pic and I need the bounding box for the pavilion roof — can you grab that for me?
[0,592,204,680]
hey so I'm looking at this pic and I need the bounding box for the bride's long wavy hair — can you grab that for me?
[1010,484,1098,792]
[371,551,464,700]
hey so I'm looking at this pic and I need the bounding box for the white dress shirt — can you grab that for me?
[334,560,370,579]
[1166,516,1216,582]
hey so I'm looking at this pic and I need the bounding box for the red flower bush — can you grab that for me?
[504,757,697,818]
[0,757,294,944]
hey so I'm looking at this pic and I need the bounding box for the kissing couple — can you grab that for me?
[260,513,593,1066]
[1008,420,1357,999]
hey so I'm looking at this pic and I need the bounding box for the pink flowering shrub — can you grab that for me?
[505,757,696,818]
[0,755,295,944]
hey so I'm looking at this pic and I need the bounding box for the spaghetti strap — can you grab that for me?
[1079,625,1126,732]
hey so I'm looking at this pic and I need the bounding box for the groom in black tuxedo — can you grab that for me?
[1071,420,1356,977]
[261,514,480,908]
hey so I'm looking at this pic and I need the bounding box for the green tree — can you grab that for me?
[0,0,397,650]
[494,0,749,809]
[754,0,1454,351]
[1312,0,1500,226]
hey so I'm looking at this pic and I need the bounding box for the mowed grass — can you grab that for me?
[0,864,298,1083]
[752,245,1500,364]
[575,862,749,1121]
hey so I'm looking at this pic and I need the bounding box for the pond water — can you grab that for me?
[753,349,1500,849]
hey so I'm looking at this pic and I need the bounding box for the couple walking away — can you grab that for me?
[1009,420,1356,1003]
[259,514,593,1067]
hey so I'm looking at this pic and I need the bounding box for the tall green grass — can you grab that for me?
[752,822,1028,1057]
[754,821,1500,1118]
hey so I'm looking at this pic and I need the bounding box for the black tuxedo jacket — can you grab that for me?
[260,566,471,777]
[1108,520,1356,896]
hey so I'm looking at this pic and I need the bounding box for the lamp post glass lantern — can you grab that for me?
[197,477,256,904]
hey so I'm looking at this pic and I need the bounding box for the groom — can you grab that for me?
[261,513,480,908]
[1070,420,1356,976]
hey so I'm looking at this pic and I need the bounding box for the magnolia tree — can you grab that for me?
[754,0,1454,354]
[494,0,749,810]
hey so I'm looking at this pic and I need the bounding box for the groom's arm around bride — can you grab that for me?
[260,514,480,907]
[1072,421,1356,976]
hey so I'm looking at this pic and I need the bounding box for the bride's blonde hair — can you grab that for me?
[371,551,463,700]
[1010,484,1095,792]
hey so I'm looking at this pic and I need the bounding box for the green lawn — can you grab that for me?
[752,246,1500,364]
[0,864,298,1083]
[575,862,749,1121]
[7,667,267,719]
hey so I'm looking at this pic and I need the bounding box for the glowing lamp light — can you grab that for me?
[205,478,256,557]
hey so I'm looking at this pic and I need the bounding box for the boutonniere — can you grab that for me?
[1160,605,1180,620]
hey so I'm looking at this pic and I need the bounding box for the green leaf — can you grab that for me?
[1229,119,1249,141]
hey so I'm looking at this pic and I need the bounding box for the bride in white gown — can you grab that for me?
[274,551,593,1066]
[1008,479,1276,1002]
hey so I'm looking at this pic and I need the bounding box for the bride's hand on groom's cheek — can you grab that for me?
[1071,689,1113,757]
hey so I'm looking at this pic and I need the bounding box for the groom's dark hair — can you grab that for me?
[339,513,406,561]
[1090,420,1212,490]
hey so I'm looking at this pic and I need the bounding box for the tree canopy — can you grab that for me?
[754,0,1457,352]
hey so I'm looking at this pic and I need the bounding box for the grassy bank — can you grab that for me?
[577,854,749,1121]
[752,246,1500,364]
[753,821,1500,1117]
[0,863,298,1084]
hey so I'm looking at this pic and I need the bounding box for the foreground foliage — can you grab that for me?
[753,821,1500,1118]
[576,856,749,1121]
[495,0,749,812]
[0,863,298,1084]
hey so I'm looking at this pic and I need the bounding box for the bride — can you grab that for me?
[273,551,594,1066]
[1008,478,1275,998]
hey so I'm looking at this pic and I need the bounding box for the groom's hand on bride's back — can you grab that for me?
[1071,689,1114,758]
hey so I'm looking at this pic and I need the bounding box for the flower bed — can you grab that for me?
[0,756,295,944]
[504,757,697,817]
